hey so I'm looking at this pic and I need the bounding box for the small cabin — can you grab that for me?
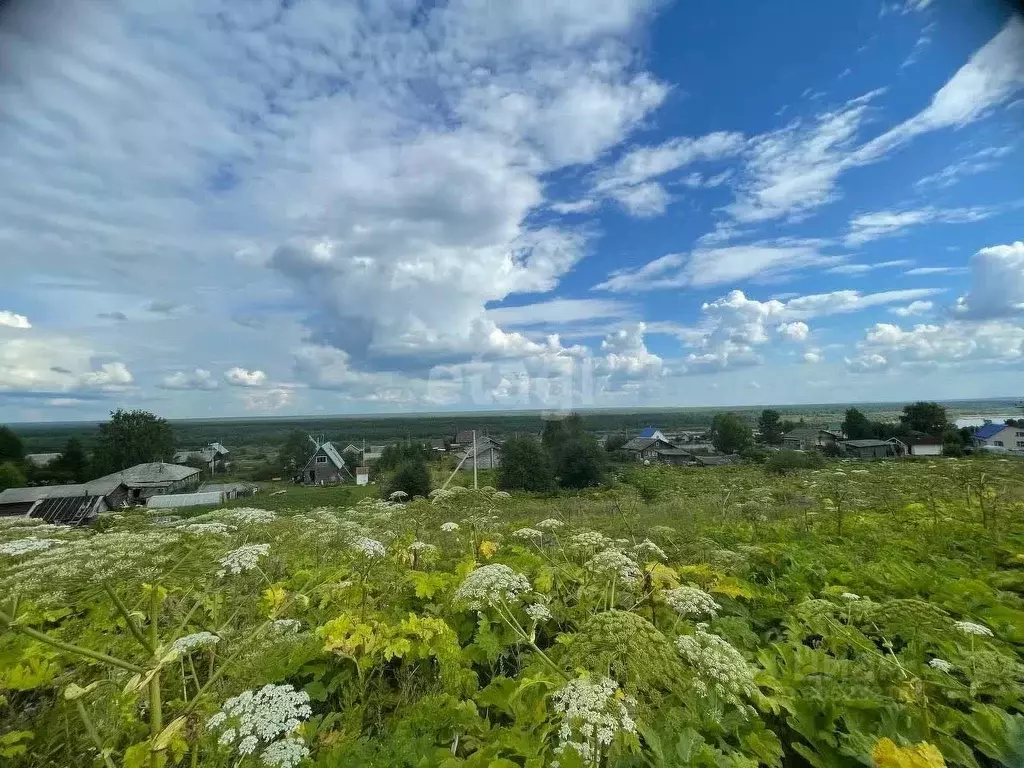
[301,442,347,485]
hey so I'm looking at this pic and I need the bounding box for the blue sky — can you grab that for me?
[1,0,1023,421]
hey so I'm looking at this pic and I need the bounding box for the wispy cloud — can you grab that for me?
[827,260,914,275]
[487,298,632,327]
[915,146,1013,189]
[844,206,999,246]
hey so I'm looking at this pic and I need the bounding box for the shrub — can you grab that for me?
[498,437,556,492]
[556,437,606,489]
[764,450,824,475]
[0,461,25,492]
[383,459,432,499]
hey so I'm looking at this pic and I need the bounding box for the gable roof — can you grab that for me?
[639,426,661,438]
[841,439,891,448]
[974,423,1008,440]
[0,475,128,506]
[623,437,656,451]
[96,463,199,487]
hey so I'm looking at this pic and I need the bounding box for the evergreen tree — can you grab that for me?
[53,437,88,482]
[279,431,312,475]
[757,409,784,445]
[842,408,875,439]
[0,426,23,463]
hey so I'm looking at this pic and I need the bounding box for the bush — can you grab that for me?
[764,450,824,475]
[556,437,606,489]
[498,437,556,492]
[383,459,432,499]
[0,461,25,492]
[740,446,769,464]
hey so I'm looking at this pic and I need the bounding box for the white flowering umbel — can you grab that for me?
[440,522,460,532]
[512,527,543,542]
[171,632,220,654]
[225,508,277,524]
[551,676,637,766]
[536,518,564,531]
[675,628,757,710]
[0,538,63,557]
[954,620,993,637]
[206,684,312,768]
[351,537,386,559]
[664,586,721,619]
[633,539,667,561]
[525,603,553,623]
[182,522,235,535]
[929,658,955,673]
[586,549,641,583]
[570,531,610,550]
[454,564,531,610]
[217,544,270,577]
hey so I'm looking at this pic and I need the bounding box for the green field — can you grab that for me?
[2,457,1023,767]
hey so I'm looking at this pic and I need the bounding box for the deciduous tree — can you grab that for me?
[498,437,556,492]
[711,412,752,454]
[92,409,174,475]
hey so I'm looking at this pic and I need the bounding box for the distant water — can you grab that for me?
[955,416,1009,429]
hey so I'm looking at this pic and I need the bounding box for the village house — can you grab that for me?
[839,439,899,460]
[173,442,230,471]
[301,441,348,485]
[198,481,258,500]
[459,436,502,470]
[903,436,943,456]
[622,436,677,462]
[782,428,842,451]
[973,423,1024,453]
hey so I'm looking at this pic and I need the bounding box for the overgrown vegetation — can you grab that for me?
[2,457,1022,767]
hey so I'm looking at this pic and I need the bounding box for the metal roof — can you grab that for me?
[199,482,255,493]
[320,442,345,468]
[0,475,126,505]
[0,487,53,504]
[94,463,200,487]
[973,423,1008,440]
[147,492,223,509]
[639,427,661,438]
[652,448,693,456]
[841,439,892,448]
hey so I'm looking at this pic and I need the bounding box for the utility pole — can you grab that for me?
[472,430,478,490]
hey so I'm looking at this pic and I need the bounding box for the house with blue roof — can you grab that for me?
[972,422,1024,452]
[638,426,667,442]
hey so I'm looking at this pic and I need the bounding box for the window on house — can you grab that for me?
[316,456,327,464]
[1017,441,1024,447]
[994,441,1004,446]
[1017,431,1024,437]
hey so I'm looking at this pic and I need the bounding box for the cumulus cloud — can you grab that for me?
[778,321,809,342]
[890,300,934,317]
[0,334,134,394]
[954,241,1024,318]
[803,349,823,364]
[224,367,267,388]
[0,311,31,329]
[847,320,1024,371]
[243,386,295,412]
[158,368,218,391]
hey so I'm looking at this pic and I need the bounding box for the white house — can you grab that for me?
[903,436,943,456]
[973,423,1024,453]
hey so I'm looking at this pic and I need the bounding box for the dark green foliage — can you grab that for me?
[899,401,949,436]
[555,436,606,489]
[91,409,174,475]
[377,442,431,471]
[497,437,556,492]
[384,459,432,499]
[278,430,312,475]
[757,410,784,445]
[841,408,874,440]
[764,450,824,475]
[53,438,88,482]
[342,449,361,469]
[541,412,586,455]
[604,433,629,452]
[711,412,752,454]
[0,426,24,463]
[0,461,25,491]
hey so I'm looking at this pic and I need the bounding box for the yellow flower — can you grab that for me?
[478,541,499,559]
[872,738,945,768]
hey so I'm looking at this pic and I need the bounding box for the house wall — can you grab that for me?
[910,444,942,456]
[979,426,1024,450]
[305,464,346,484]
[848,445,889,459]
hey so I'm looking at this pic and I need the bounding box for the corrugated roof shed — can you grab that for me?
[147,492,223,509]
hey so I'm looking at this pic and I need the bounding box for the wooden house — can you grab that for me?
[301,442,348,485]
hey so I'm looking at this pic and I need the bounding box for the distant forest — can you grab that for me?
[10,398,1020,453]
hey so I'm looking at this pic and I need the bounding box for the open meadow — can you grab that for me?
[2,458,1023,767]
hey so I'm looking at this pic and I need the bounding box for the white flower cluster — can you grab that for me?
[171,632,220,654]
[511,527,543,541]
[454,563,532,610]
[217,544,270,577]
[633,539,667,561]
[0,538,63,557]
[183,522,234,535]
[225,508,277,524]
[525,603,553,623]
[586,549,641,582]
[928,658,955,672]
[271,619,302,634]
[351,537,386,559]
[440,522,460,532]
[839,592,861,601]
[648,525,677,538]
[408,541,436,553]
[551,676,637,764]
[570,531,610,550]
[664,586,721,619]
[536,518,564,530]
[206,684,311,768]
[388,490,409,501]
[954,620,993,637]
[675,628,757,709]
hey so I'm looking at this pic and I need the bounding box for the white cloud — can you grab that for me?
[593,131,745,215]
[904,266,969,276]
[778,321,809,342]
[158,368,217,391]
[0,311,31,329]
[844,206,999,246]
[803,349,823,364]
[549,199,598,214]
[594,240,842,292]
[224,367,267,388]
[487,298,631,327]
[890,300,934,316]
[954,240,1024,318]
[0,334,134,394]
[243,385,295,412]
[915,146,1012,189]
[847,320,1024,371]
[827,259,914,275]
